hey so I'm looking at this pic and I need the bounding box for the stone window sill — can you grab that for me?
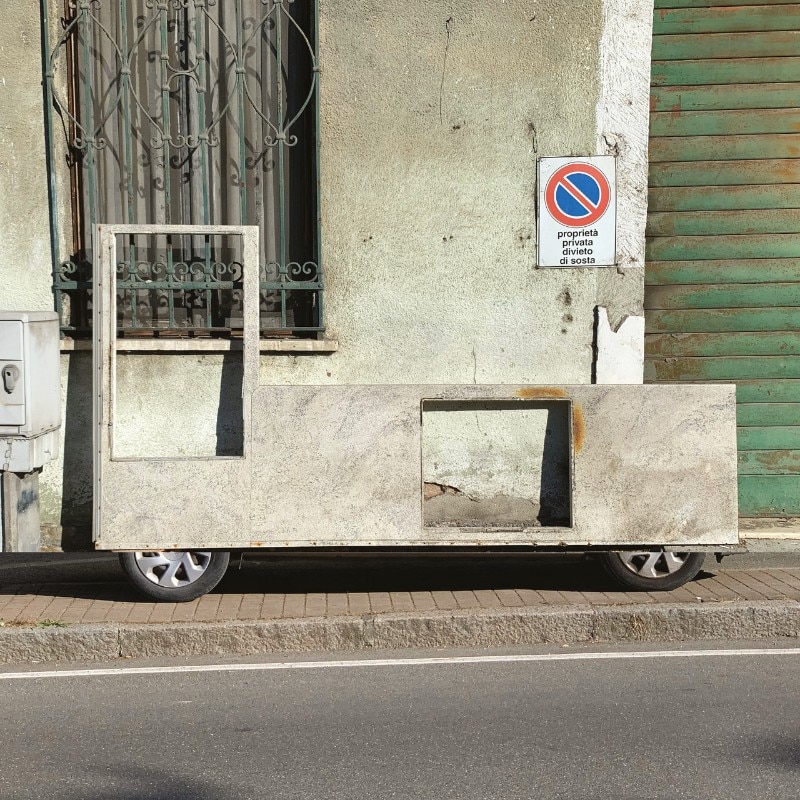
[60,338,338,354]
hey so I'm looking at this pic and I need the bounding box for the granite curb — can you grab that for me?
[2,600,800,664]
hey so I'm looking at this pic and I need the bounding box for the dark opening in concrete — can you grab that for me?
[421,400,571,528]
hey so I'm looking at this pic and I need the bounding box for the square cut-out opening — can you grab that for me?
[109,230,248,460]
[421,400,571,528]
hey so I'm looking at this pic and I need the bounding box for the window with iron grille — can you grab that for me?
[42,0,322,338]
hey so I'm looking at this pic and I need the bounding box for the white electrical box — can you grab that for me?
[0,311,61,472]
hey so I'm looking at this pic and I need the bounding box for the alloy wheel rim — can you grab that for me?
[134,551,212,587]
[618,551,689,580]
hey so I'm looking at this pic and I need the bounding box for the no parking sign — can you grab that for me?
[537,156,616,268]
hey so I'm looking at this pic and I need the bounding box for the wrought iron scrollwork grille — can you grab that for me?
[42,0,322,337]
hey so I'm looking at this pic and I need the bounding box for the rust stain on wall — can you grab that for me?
[515,387,568,399]
[572,405,586,453]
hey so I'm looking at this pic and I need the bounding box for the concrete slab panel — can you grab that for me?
[97,459,251,550]
[249,385,423,546]
[569,385,738,545]
[242,384,738,549]
[94,225,261,551]
[93,236,738,551]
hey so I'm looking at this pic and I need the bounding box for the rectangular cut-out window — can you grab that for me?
[100,226,258,462]
[421,400,571,529]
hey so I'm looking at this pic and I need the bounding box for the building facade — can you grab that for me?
[15,1,775,549]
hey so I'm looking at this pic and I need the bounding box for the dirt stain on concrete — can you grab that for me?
[515,387,568,400]
[572,404,585,453]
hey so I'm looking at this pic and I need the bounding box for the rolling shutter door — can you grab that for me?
[646,1,800,518]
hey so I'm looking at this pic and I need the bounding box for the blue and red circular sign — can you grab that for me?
[545,162,611,227]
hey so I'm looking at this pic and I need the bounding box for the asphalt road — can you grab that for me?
[0,643,799,800]
[1,551,800,594]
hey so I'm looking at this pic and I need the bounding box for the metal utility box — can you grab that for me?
[0,311,61,472]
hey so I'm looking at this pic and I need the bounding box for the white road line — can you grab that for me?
[2,648,800,680]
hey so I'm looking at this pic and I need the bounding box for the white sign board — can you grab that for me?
[537,156,616,268]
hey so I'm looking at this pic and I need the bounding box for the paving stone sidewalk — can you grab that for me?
[2,567,800,627]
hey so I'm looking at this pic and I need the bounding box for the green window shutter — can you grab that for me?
[647,1,800,517]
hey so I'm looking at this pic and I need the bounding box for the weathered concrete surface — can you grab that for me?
[2,601,799,664]
[117,617,366,660]
[95,383,738,549]
[595,0,653,328]
[1,472,42,553]
[0,624,119,664]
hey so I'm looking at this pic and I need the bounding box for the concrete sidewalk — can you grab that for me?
[2,558,800,663]
[3,565,800,626]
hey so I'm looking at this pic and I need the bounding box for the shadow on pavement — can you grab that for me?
[221,553,612,594]
[0,552,643,599]
[36,764,226,800]
[0,550,741,604]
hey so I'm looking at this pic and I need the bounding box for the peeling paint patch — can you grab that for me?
[423,482,465,501]
[594,306,644,384]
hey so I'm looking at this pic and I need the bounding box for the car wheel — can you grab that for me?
[598,550,705,592]
[118,550,230,602]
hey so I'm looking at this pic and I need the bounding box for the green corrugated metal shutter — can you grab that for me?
[646,0,800,518]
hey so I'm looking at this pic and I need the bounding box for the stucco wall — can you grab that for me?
[275,0,603,387]
[0,1,655,545]
[0,2,53,310]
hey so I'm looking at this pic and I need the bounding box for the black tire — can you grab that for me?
[118,550,230,602]
[598,550,706,592]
